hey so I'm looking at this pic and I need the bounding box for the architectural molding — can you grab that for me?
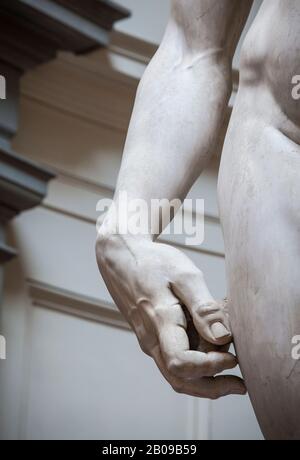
[0,0,130,71]
[27,278,130,330]
[41,198,225,259]
[19,37,157,134]
[0,0,129,289]
[52,0,130,32]
[21,31,239,153]
[187,398,211,441]
[34,167,225,258]
[109,30,158,64]
[0,146,55,220]
[21,52,137,134]
[0,241,17,264]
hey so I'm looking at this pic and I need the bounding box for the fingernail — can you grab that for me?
[211,322,231,340]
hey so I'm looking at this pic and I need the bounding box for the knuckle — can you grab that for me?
[167,357,183,375]
[171,380,184,394]
[153,305,169,320]
[200,360,214,376]
[139,341,151,356]
[182,266,204,280]
[209,391,220,401]
[194,302,219,318]
[137,334,158,357]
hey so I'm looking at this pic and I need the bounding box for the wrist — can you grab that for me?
[96,212,152,266]
[97,202,154,243]
[96,219,153,249]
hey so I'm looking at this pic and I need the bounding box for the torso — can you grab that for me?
[239,0,300,140]
[218,0,300,439]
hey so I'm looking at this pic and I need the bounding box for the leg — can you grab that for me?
[218,0,300,440]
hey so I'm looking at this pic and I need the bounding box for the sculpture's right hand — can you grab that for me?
[96,233,246,399]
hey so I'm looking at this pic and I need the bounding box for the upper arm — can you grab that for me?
[165,0,254,62]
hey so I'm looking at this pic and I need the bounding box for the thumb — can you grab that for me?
[171,269,232,346]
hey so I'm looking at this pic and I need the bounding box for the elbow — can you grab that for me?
[175,46,232,72]
[174,48,233,101]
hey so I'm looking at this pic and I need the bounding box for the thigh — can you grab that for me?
[219,111,300,439]
[218,0,300,440]
[218,1,300,436]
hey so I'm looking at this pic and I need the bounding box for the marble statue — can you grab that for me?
[96,0,300,440]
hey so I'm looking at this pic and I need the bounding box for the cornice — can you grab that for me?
[0,0,130,72]
[0,146,55,220]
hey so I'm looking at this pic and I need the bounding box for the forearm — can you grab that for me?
[96,0,251,401]
[100,0,253,239]
[102,49,231,238]
[121,49,231,199]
